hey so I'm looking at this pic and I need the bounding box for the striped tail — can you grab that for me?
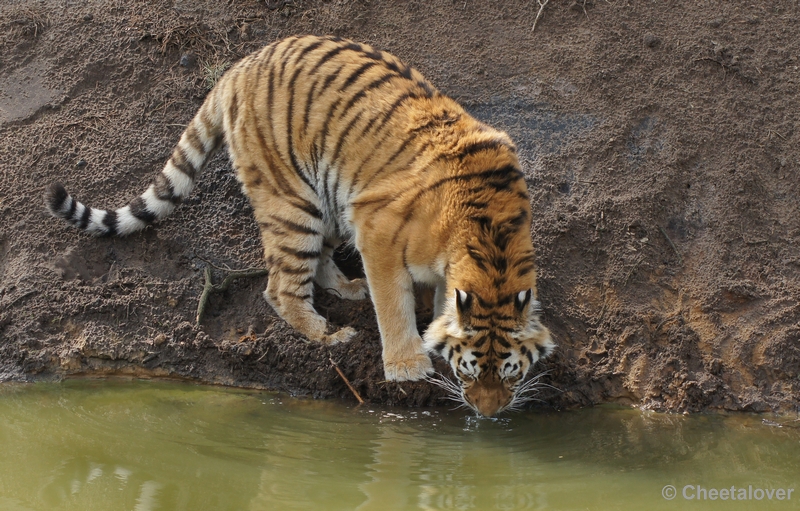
[45,99,223,236]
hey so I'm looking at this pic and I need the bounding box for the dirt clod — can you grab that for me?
[643,33,660,48]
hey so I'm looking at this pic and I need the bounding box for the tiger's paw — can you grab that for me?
[384,352,434,382]
[332,277,369,300]
[321,326,358,345]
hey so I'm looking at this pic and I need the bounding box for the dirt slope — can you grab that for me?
[1,0,798,413]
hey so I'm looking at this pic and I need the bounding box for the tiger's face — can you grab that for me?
[423,288,554,417]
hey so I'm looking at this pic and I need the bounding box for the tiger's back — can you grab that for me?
[46,35,554,416]
[224,36,464,235]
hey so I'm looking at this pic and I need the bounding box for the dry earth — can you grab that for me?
[1,0,799,413]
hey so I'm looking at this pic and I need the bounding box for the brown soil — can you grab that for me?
[1,0,798,414]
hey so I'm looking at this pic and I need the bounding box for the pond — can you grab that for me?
[0,380,797,510]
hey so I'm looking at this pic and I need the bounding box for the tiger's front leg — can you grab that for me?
[359,247,434,382]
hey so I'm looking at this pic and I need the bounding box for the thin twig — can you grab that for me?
[256,345,271,362]
[330,357,365,404]
[658,226,683,265]
[767,129,786,141]
[532,0,550,33]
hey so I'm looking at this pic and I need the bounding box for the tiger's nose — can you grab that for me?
[465,383,510,417]
[474,398,502,417]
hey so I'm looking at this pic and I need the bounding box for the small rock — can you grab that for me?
[708,18,723,28]
[179,53,197,68]
[643,33,660,48]
[76,159,87,168]
[83,13,94,22]
[153,334,167,346]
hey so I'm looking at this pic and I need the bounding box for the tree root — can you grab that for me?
[195,265,269,325]
[532,0,550,33]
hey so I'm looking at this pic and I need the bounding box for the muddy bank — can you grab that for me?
[1,1,798,413]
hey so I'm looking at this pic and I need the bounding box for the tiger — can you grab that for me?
[45,35,554,416]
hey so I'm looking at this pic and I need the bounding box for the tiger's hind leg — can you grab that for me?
[314,241,369,300]
[253,201,356,345]
[261,240,357,345]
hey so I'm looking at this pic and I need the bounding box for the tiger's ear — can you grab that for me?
[514,289,532,313]
[455,288,472,315]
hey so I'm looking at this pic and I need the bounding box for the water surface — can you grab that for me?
[0,380,797,510]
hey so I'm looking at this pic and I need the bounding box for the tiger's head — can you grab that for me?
[423,287,554,417]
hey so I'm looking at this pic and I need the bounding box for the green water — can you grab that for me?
[0,381,798,511]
